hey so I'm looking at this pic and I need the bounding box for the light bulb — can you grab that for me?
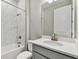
[54,0,57,1]
[48,0,53,3]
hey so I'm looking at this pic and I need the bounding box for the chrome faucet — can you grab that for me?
[17,35,22,47]
[51,33,58,41]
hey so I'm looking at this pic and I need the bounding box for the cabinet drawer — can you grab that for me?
[32,51,48,59]
[33,44,76,59]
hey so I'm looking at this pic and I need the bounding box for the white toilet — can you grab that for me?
[17,43,32,59]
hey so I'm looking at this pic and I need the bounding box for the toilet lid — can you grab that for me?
[17,51,32,59]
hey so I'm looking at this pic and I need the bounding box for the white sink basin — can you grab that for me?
[43,40,63,46]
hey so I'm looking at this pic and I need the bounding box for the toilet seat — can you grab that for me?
[17,51,32,59]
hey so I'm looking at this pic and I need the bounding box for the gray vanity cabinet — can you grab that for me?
[32,51,48,59]
[32,44,77,59]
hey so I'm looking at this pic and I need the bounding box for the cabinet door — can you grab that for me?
[32,51,48,59]
[54,53,76,59]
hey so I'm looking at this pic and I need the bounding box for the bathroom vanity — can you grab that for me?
[30,0,78,58]
[32,44,77,59]
[29,38,78,59]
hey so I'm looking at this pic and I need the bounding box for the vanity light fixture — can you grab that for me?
[48,0,57,3]
[54,0,57,1]
[48,0,53,3]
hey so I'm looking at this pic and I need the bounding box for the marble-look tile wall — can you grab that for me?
[17,0,25,46]
[17,9,25,46]
[1,0,25,47]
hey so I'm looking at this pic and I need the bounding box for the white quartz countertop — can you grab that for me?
[28,38,78,58]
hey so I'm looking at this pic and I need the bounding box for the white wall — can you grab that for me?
[30,0,44,40]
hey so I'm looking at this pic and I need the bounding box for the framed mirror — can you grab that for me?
[41,0,77,39]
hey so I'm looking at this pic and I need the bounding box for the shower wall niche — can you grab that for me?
[1,0,26,47]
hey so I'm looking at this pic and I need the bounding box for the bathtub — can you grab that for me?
[1,43,25,59]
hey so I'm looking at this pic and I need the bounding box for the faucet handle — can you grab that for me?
[18,35,22,39]
[51,33,58,41]
[52,33,56,37]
